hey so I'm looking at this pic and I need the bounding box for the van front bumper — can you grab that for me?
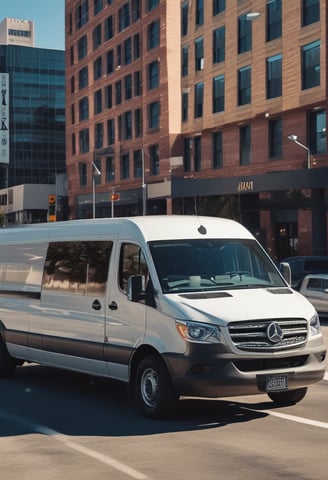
[163,346,326,398]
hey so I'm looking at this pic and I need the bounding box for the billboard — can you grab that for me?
[0,73,9,164]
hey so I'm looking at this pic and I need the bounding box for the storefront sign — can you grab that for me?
[237,180,254,192]
[0,73,9,164]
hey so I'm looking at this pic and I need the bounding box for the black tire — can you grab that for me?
[267,387,308,405]
[135,354,178,419]
[0,335,17,378]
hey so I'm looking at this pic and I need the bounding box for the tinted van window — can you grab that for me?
[42,241,113,295]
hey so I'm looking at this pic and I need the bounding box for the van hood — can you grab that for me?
[160,287,315,325]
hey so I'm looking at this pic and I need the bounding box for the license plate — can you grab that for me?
[266,374,288,392]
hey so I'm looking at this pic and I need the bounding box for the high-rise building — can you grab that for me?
[0,20,66,224]
[65,0,327,259]
[0,17,34,47]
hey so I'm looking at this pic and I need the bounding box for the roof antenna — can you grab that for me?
[193,196,207,234]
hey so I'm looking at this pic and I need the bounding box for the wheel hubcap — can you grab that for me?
[141,368,158,408]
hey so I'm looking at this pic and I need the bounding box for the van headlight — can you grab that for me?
[310,313,321,336]
[175,320,220,343]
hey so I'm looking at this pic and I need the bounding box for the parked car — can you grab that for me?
[298,274,328,317]
[281,256,328,288]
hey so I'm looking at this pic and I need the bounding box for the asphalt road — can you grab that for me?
[0,324,327,480]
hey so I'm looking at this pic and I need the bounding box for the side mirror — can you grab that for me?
[279,262,291,286]
[127,275,145,302]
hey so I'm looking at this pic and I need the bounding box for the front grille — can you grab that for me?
[234,355,309,372]
[228,318,308,352]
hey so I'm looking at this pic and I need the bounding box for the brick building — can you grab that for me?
[65,0,328,259]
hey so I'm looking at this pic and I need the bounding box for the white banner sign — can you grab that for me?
[0,73,9,164]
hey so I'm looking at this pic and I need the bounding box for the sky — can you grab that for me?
[1,0,65,50]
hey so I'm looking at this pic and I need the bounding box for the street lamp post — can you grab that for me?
[288,134,311,169]
[141,149,146,215]
[92,160,101,219]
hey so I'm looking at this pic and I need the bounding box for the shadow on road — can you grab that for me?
[0,364,272,438]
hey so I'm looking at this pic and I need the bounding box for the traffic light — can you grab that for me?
[48,194,56,222]
[111,192,120,201]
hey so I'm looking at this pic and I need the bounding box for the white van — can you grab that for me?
[0,216,326,418]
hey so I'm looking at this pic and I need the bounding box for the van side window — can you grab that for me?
[119,243,148,293]
[42,241,113,295]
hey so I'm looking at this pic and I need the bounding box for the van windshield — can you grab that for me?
[149,239,286,294]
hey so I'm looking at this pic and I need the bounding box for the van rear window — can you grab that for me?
[42,241,113,295]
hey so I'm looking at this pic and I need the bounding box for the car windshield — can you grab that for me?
[149,239,286,294]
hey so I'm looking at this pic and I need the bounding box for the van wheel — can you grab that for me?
[0,335,17,378]
[135,355,178,419]
[267,387,307,405]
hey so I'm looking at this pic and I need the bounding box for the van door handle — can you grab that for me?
[108,301,118,310]
[92,299,102,311]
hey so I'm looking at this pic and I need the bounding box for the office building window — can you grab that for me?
[121,153,130,179]
[118,3,130,31]
[104,15,114,41]
[148,101,160,129]
[124,37,132,65]
[94,0,103,15]
[213,26,225,64]
[238,14,251,54]
[213,75,225,113]
[238,66,251,106]
[79,129,90,154]
[79,66,88,89]
[196,0,204,26]
[267,0,282,42]
[194,82,204,118]
[79,162,87,186]
[125,74,133,99]
[302,0,320,26]
[213,0,225,16]
[182,91,189,122]
[115,80,122,104]
[71,76,75,94]
[147,0,159,11]
[107,119,115,145]
[105,85,112,108]
[106,156,115,182]
[240,125,251,165]
[266,54,282,99]
[71,104,75,124]
[116,45,122,67]
[94,89,102,114]
[133,150,142,178]
[212,131,223,169]
[148,60,159,89]
[79,97,89,121]
[302,40,320,89]
[183,138,192,172]
[195,37,204,71]
[95,123,103,149]
[134,33,141,59]
[135,108,143,137]
[148,20,160,49]
[182,46,189,76]
[107,50,114,74]
[132,0,141,22]
[70,46,74,65]
[268,118,282,159]
[149,144,159,175]
[78,35,88,60]
[93,24,102,49]
[75,0,89,30]
[182,2,188,36]
[93,56,102,80]
[308,110,326,154]
[72,133,76,155]
[121,111,132,140]
[194,136,202,172]
[134,71,142,96]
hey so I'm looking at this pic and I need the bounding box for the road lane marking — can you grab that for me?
[243,407,328,430]
[0,408,149,480]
